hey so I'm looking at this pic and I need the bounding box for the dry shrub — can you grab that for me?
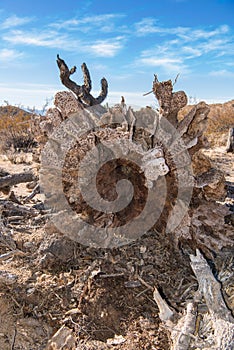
[179,99,234,147]
[205,100,234,146]
[0,106,37,155]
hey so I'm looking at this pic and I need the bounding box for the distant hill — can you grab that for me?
[0,105,33,132]
[0,105,33,119]
[1,99,233,147]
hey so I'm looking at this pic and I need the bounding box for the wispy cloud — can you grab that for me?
[135,18,229,40]
[0,48,23,61]
[3,29,81,50]
[84,36,125,57]
[135,18,189,37]
[139,57,185,73]
[3,28,124,57]
[209,69,234,78]
[1,14,34,29]
[50,13,125,33]
[134,20,233,74]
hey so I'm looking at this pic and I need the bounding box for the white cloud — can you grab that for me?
[1,15,33,29]
[135,18,192,37]
[181,46,202,58]
[135,18,230,41]
[3,28,124,57]
[134,20,233,75]
[83,37,125,57]
[135,18,161,36]
[138,57,187,73]
[0,48,23,61]
[209,69,234,78]
[50,13,125,33]
[3,29,81,50]
[0,82,61,109]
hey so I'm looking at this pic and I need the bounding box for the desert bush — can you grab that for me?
[179,100,234,147]
[0,105,37,154]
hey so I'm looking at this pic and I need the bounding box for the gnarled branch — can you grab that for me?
[56,55,108,107]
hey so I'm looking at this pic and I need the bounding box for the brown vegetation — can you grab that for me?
[0,105,37,157]
[179,99,234,147]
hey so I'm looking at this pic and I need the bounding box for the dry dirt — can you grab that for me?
[0,146,233,350]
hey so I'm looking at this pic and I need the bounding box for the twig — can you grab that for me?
[56,54,108,106]
[143,90,153,96]
[11,328,16,350]
[24,183,40,203]
[98,273,124,278]
[137,275,154,290]
[173,73,180,86]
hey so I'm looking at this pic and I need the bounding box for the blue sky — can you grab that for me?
[0,0,233,109]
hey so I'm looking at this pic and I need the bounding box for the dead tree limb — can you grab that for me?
[153,250,234,349]
[190,249,234,323]
[56,54,108,107]
[0,200,38,217]
[0,172,35,190]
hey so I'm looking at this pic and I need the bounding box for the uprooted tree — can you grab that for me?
[31,56,234,349]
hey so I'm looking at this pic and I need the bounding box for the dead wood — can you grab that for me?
[56,54,108,107]
[33,71,232,252]
[27,67,234,349]
[0,172,35,191]
[152,74,188,127]
[152,250,234,350]
[0,270,18,285]
[226,127,234,153]
[0,220,16,250]
[0,250,26,261]
[24,183,40,203]
[0,200,38,217]
[190,250,234,321]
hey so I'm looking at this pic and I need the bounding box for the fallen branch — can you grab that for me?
[152,250,234,349]
[0,200,38,216]
[0,172,35,190]
[190,249,234,322]
[0,250,26,261]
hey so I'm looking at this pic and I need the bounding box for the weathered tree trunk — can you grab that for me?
[32,68,232,251]
[31,60,233,348]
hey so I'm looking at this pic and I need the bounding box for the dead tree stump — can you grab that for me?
[31,60,232,253]
[30,57,234,349]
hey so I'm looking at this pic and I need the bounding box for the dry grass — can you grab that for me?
[0,105,37,157]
